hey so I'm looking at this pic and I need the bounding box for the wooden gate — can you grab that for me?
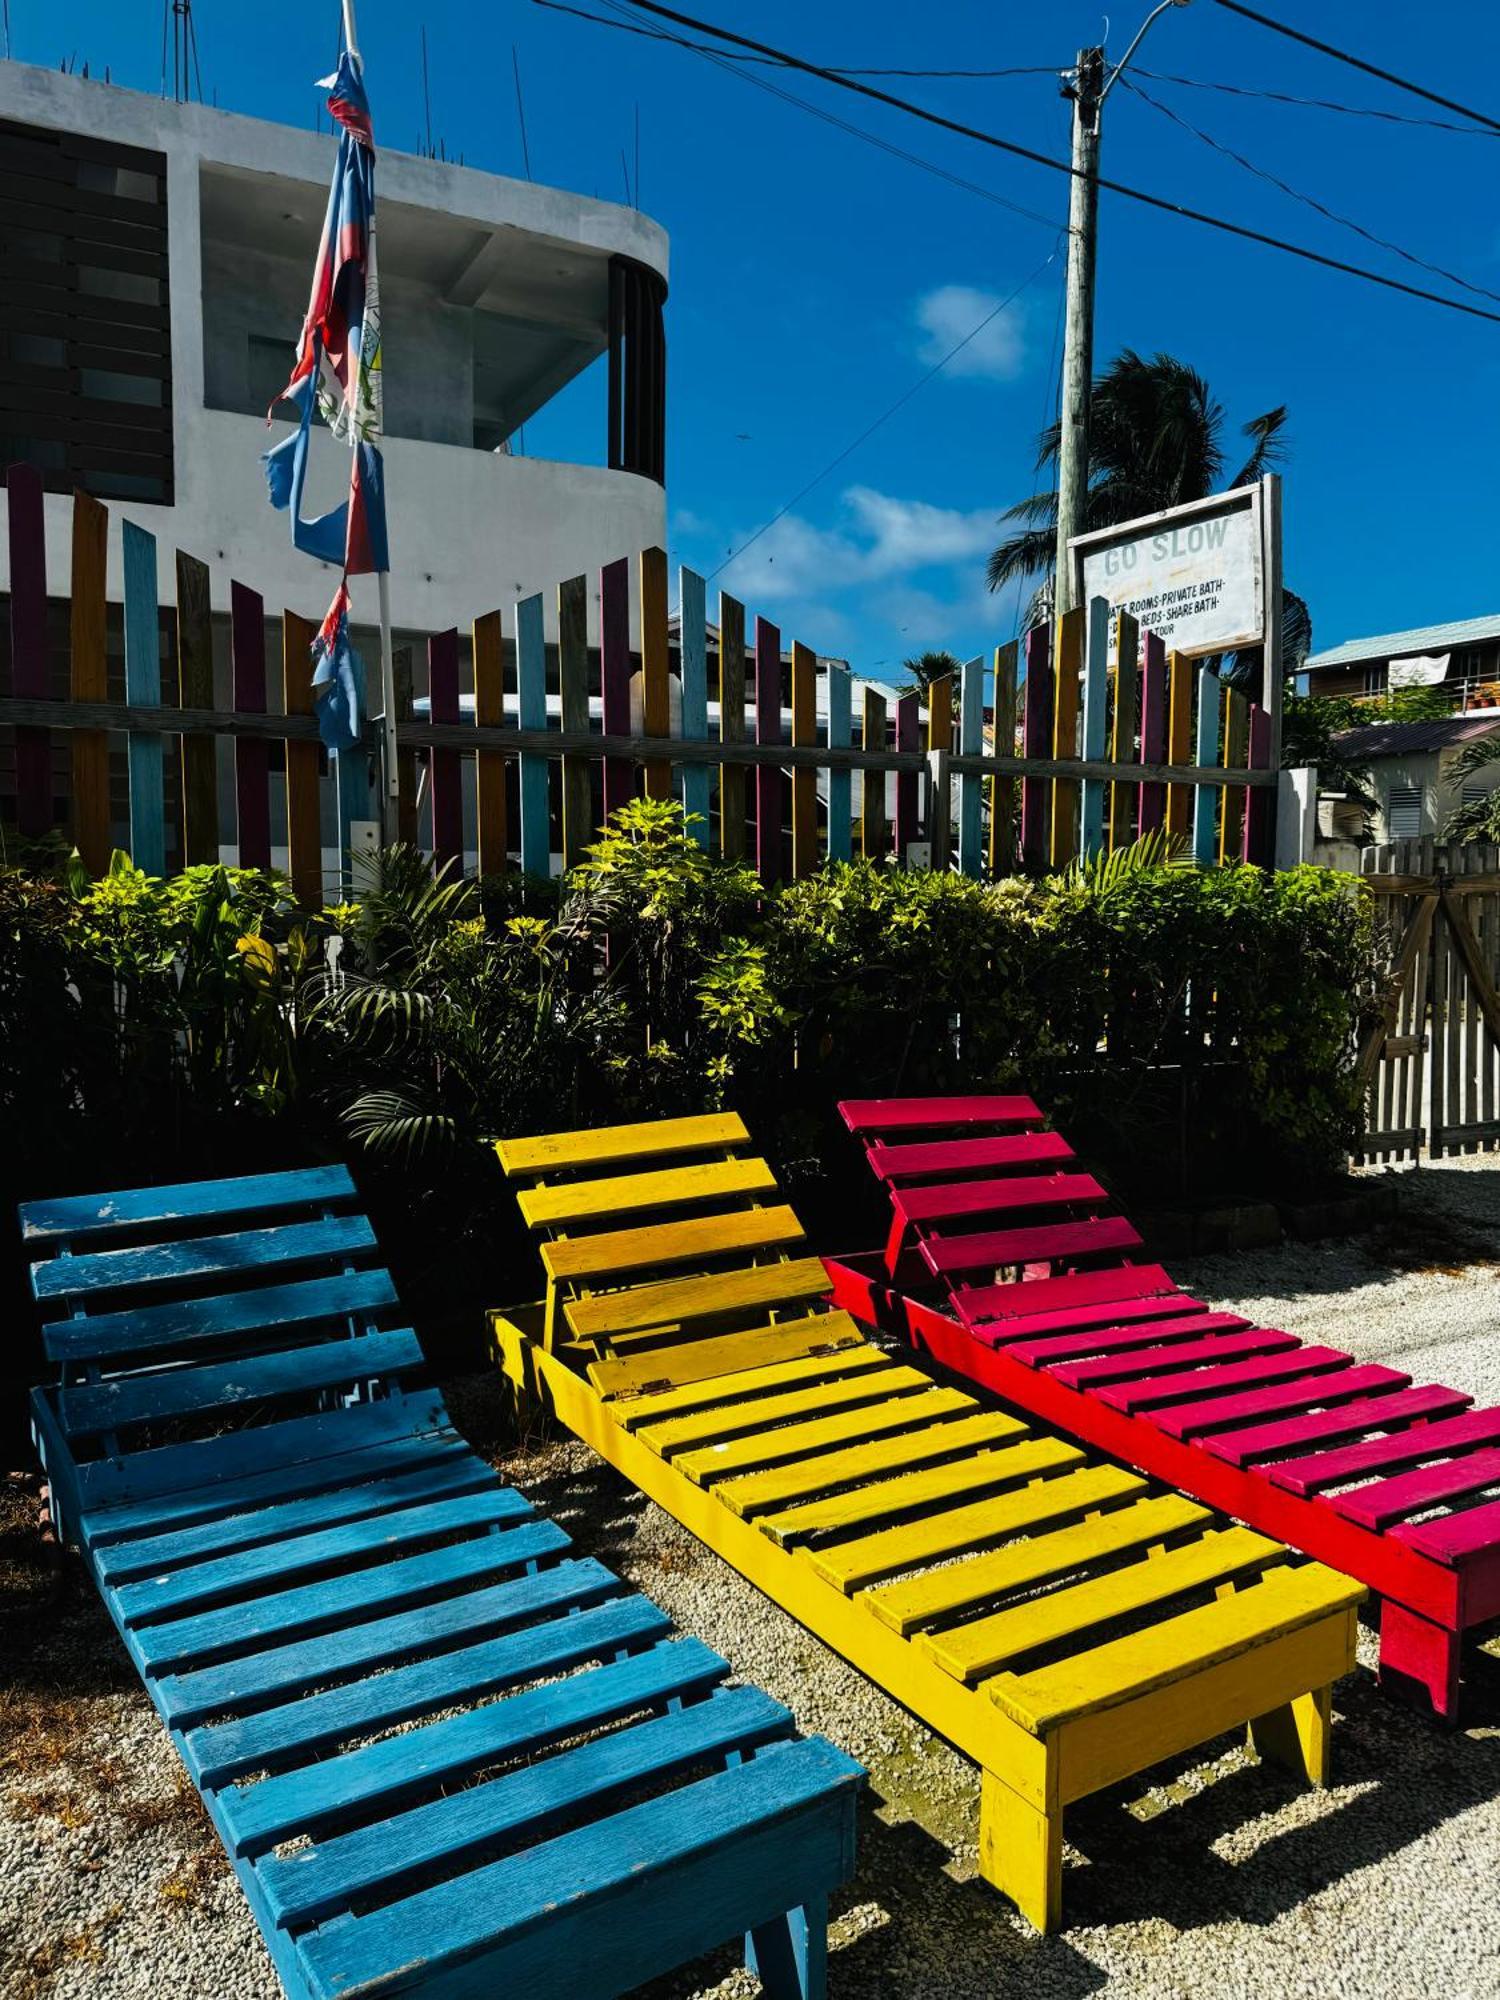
[1359,840,1500,1159]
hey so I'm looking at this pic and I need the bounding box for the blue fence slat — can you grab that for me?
[21,1164,357,1244]
[957,655,985,878]
[516,591,550,877]
[679,566,711,848]
[1194,668,1222,866]
[1079,596,1111,861]
[826,665,852,864]
[121,519,164,875]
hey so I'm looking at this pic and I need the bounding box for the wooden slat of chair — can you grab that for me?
[497,1113,750,1181]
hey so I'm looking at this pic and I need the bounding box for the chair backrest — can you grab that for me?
[22,1166,426,1490]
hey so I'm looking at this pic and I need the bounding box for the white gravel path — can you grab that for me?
[4,1155,1499,1999]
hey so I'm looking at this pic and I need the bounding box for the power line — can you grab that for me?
[1119,74,1500,307]
[1131,67,1499,138]
[536,0,1061,232]
[1211,0,1500,138]
[708,250,1062,583]
[598,0,1500,328]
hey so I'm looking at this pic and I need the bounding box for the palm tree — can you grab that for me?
[898,649,964,700]
[988,348,1310,668]
[1443,737,1500,843]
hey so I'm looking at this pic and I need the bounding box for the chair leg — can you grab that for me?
[979,1768,1063,1934]
[1249,1684,1332,1785]
[1380,1600,1462,1723]
[747,1894,827,2000]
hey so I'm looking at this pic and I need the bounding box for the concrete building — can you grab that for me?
[1303,614,1500,708]
[0,60,668,638]
[1313,715,1500,863]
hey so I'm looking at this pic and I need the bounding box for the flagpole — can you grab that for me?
[341,0,400,834]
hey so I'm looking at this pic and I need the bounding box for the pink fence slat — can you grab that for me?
[428,628,463,871]
[1137,630,1167,835]
[895,691,919,860]
[6,462,50,836]
[231,580,271,869]
[1020,622,1054,871]
[755,615,783,883]
[601,555,633,821]
[1242,703,1274,866]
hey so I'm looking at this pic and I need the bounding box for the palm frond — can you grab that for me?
[1062,827,1190,892]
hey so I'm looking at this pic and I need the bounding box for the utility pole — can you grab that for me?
[1053,45,1104,618]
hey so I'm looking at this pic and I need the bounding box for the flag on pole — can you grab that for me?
[309,582,367,752]
[263,49,389,745]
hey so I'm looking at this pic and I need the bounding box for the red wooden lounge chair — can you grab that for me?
[825,1093,1500,1722]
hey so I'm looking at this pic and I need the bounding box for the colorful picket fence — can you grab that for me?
[1,476,1280,899]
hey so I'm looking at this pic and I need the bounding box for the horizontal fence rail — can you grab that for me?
[1,476,1282,898]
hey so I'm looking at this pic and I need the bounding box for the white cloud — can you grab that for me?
[843,487,995,576]
[915,283,1027,381]
[720,486,996,604]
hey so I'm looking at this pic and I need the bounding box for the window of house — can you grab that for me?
[1363,663,1387,695]
[1388,784,1424,838]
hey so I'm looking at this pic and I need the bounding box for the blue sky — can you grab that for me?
[22,1,1500,682]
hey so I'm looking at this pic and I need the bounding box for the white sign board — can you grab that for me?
[1070,486,1265,657]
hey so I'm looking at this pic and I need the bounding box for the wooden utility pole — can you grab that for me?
[1053,45,1104,618]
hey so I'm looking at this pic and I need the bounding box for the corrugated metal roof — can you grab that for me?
[1329,716,1500,759]
[1306,613,1500,670]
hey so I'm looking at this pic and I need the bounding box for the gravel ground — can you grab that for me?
[4,1154,1500,1999]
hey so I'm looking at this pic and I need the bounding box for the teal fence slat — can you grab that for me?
[1193,668,1222,866]
[1079,596,1110,861]
[517,594,550,878]
[678,567,711,848]
[121,520,163,875]
[957,655,984,878]
[826,666,852,863]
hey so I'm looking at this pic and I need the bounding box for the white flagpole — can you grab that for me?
[341,0,400,834]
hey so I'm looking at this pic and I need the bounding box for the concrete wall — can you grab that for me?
[0,63,668,638]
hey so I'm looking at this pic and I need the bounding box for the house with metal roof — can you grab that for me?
[1320,713,1500,851]
[1303,614,1500,707]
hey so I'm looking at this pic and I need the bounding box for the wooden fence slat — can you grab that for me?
[791,640,818,877]
[121,520,163,875]
[639,545,671,799]
[927,673,952,755]
[1193,667,1221,867]
[427,627,462,873]
[176,549,216,867]
[231,579,270,870]
[1108,612,1138,853]
[334,730,372,894]
[7,462,50,837]
[678,566,711,849]
[861,686,887,862]
[754,615,783,884]
[600,556,632,822]
[989,640,1018,878]
[393,645,417,847]
[1137,629,1167,835]
[1219,687,1249,862]
[282,609,322,907]
[1020,623,1053,871]
[718,591,747,861]
[1049,607,1083,869]
[557,579,590,867]
[475,606,509,876]
[1078,597,1110,861]
[894,689,920,863]
[1242,702,1274,867]
[516,592,550,877]
[956,656,985,878]
[1165,650,1192,843]
[69,489,110,874]
[826,661,852,863]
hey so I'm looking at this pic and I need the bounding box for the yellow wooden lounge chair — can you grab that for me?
[489,1112,1364,1932]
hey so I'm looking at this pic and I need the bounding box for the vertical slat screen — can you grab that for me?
[718,591,746,861]
[1137,629,1168,836]
[754,615,782,884]
[678,566,711,848]
[1109,612,1139,853]
[122,521,163,875]
[894,690,919,862]
[1193,667,1222,867]
[989,641,1018,878]
[1049,607,1083,869]
[791,640,818,877]
[958,655,985,879]
[176,550,216,866]
[231,580,270,869]
[1020,623,1053,872]
[70,489,109,874]
[516,591,550,878]
[826,662,852,863]
[474,606,509,876]
[7,462,50,837]
[282,610,322,907]
[639,545,671,798]
[1165,650,1192,843]
[1079,597,1110,861]
[861,687,887,862]
[600,556,632,822]
[427,627,462,872]
[557,578,590,867]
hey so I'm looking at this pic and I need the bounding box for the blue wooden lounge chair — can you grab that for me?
[20,1164,862,2000]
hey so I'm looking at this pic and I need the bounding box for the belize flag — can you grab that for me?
[263,49,389,744]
